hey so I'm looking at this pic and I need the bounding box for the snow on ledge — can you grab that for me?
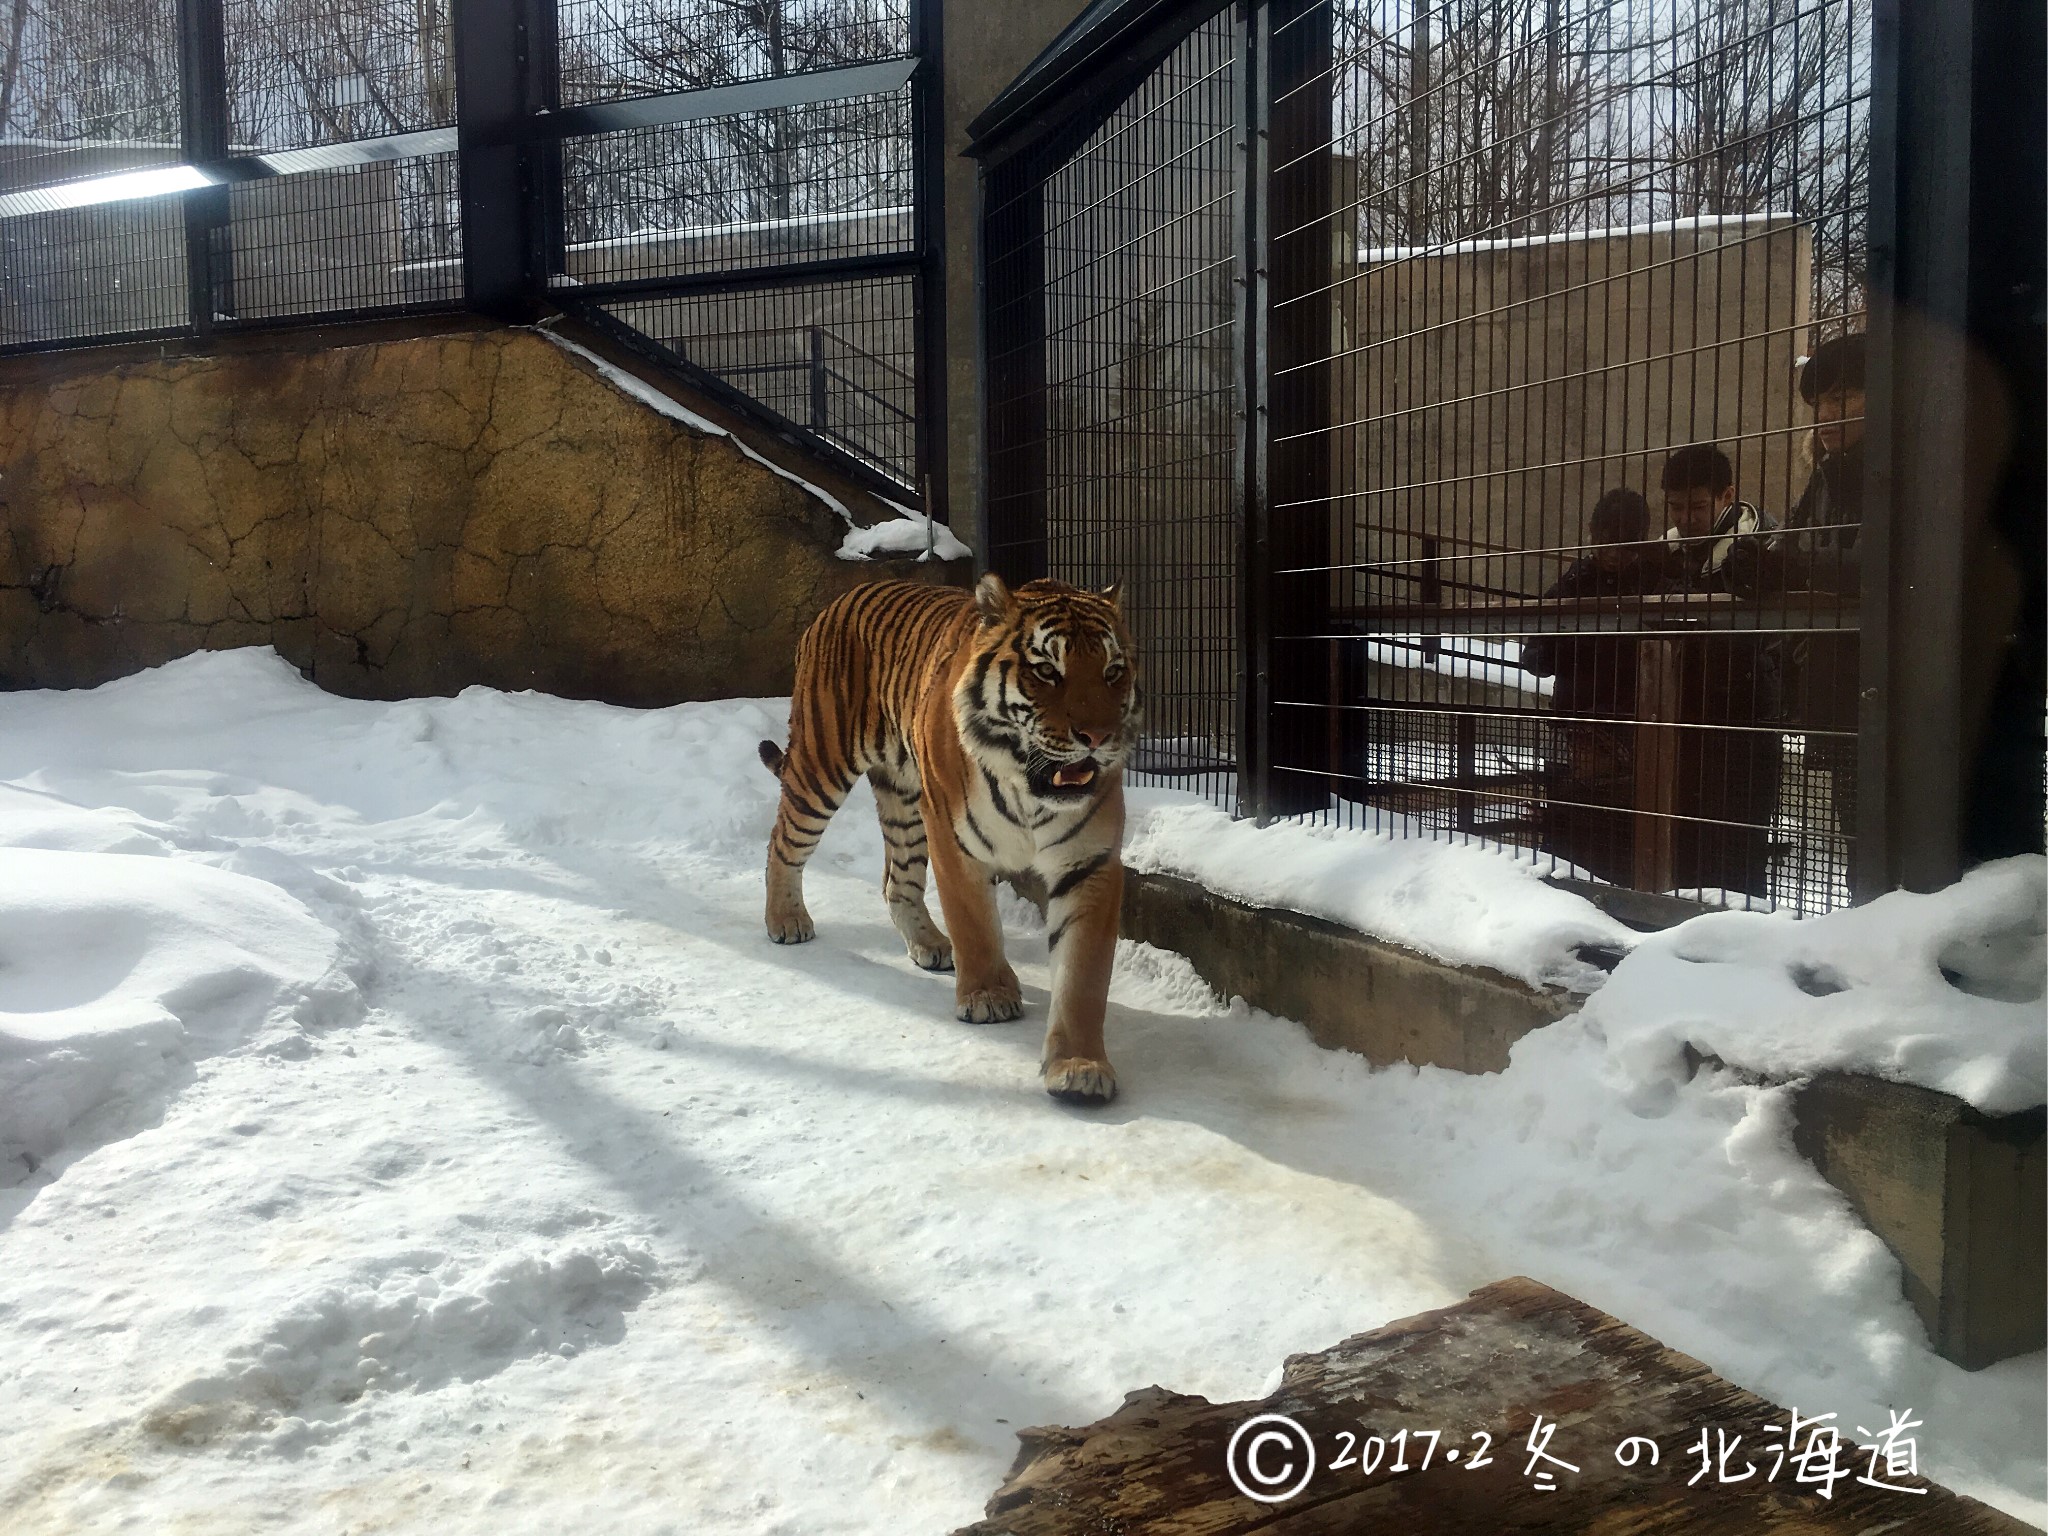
[1125,788,2046,1114]
[1121,790,1632,994]
[532,325,853,526]
[1586,855,2047,1115]
[837,506,971,563]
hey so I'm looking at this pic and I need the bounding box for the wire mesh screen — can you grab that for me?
[223,0,457,148]
[552,87,914,285]
[1268,0,1869,913]
[0,0,189,345]
[552,0,929,502]
[982,12,1243,810]
[225,152,462,316]
[598,274,917,483]
[556,0,911,107]
[0,200,189,346]
[214,0,462,321]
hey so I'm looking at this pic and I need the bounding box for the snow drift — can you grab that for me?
[0,844,358,1176]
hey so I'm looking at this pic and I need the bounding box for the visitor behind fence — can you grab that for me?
[1784,333,1865,845]
[1652,444,1784,899]
[1522,489,1659,884]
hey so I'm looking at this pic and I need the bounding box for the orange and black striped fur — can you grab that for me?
[759,575,1141,1104]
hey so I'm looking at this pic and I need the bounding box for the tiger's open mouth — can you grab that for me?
[1031,757,1103,797]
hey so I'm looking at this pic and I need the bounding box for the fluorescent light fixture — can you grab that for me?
[46,164,215,208]
[0,163,216,220]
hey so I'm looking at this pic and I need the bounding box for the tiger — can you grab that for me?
[757,574,1141,1104]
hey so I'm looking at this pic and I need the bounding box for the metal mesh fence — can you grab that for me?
[0,200,189,345]
[555,0,910,106]
[1274,0,1870,914]
[982,0,1871,915]
[552,86,914,285]
[225,151,462,316]
[223,0,457,149]
[983,12,1243,810]
[0,0,188,344]
[598,273,918,483]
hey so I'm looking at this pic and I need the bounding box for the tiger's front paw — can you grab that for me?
[955,970,1022,1023]
[1042,1057,1118,1105]
[766,903,815,945]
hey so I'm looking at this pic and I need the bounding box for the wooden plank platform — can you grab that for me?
[955,1277,2037,1535]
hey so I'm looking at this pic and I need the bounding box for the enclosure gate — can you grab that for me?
[976,0,2040,915]
[0,0,939,505]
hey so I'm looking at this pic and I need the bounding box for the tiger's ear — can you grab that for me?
[1098,580,1122,608]
[974,572,1016,626]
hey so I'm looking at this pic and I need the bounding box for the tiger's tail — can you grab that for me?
[757,740,787,777]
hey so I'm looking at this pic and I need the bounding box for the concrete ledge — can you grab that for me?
[1793,1073,2046,1370]
[1120,869,1576,1074]
[1121,867,2046,1370]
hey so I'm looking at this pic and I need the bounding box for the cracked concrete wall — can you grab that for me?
[0,325,952,704]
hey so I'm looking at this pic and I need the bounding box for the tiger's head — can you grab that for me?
[957,573,1141,801]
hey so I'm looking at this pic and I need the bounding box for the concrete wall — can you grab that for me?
[0,317,961,704]
[1334,216,1813,607]
[940,0,1089,552]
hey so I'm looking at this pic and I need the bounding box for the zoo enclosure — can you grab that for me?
[0,0,940,502]
[973,0,2042,915]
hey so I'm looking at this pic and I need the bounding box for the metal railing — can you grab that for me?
[0,0,939,503]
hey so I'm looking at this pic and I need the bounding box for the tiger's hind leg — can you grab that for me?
[761,737,856,945]
[868,759,952,972]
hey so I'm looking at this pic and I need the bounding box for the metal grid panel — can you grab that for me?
[0,0,183,193]
[1270,0,1870,913]
[223,0,456,151]
[554,85,913,285]
[600,273,917,483]
[224,150,461,318]
[556,0,910,108]
[0,0,187,344]
[983,14,1243,810]
[0,200,189,345]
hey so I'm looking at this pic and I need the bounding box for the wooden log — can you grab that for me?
[955,1276,2037,1535]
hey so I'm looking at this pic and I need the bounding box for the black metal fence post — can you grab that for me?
[177,0,230,337]
[982,160,1047,581]
[1863,0,2048,896]
[911,0,948,519]
[453,0,547,323]
[1259,0,1335,817]
[1235,0,1271,820]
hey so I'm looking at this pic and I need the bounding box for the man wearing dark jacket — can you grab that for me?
[1654,443,1784,899]
[1784,334,1865,844]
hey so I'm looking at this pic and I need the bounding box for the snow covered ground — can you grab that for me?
[0,650,2040,1533]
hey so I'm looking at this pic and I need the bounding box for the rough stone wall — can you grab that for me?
[0,323,959,704]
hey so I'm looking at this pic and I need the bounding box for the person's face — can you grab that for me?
[1593,541,1639,575]
[1814,385,1864,456]
[1665,483,1733,539]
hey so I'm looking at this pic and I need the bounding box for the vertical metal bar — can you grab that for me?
[177,0,229,336]
[1861,0,2030,893]
[1262,0,1335,817]
[1235,0,1271,822]
[983,158,1048,581]
[809,324,828,433]
[910,0,948,519]
[453,0,545,323]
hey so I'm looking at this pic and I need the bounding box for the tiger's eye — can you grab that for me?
[1032,664,1060,684]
